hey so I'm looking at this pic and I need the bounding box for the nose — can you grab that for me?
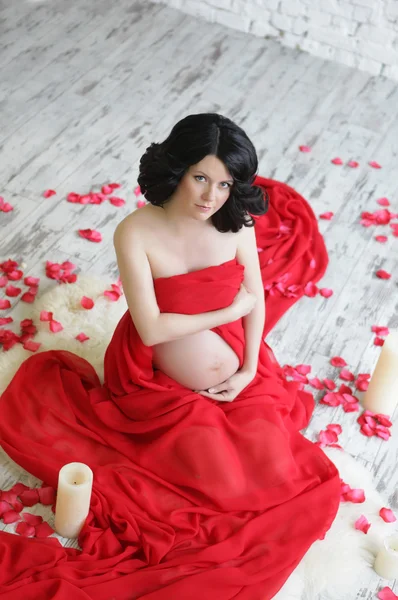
[202,185,217,204]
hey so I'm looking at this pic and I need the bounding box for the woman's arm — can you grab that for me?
[236,224,266,375]
[113,216,242,347]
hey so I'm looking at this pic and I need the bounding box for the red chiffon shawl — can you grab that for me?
[0,177,340,599]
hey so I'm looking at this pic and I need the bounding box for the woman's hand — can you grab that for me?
[229,284,257,320]
[195,368,256,402]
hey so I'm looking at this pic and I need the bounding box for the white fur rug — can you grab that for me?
[0,276,395,599]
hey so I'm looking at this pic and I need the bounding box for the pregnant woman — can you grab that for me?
[0,113,341,600]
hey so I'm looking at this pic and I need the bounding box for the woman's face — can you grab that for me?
[172,155,233,220]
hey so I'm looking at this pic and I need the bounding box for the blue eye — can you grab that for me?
[194,175,205,182]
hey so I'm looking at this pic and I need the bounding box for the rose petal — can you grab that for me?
[295,364,311,375]
[369,160,382,169]
[377,587,398,600]
[24,276,40,286]
[308,377,324,390]
[49,319,63,333]
[375,235,388,243]
[78,229,102,243]
[0,317,13,325]
[323,379,336,391]
[15,522,35,537]
[327,423,342,435]
[374,337,385,346]
[0,298,11,310]
[372,325,390,336]
[355,515,371,533]
[81,296,94,310]
[331,157,343,165]
[2,510,21,524]
[23,339,41,352]
[38,487,56,505]
[5,284,21,297]
[35,521,54,538]
[76,332,90,342]
[133,185,141,197]
[136,199,146,208]
[109,196,126,207]
[19,489,40,507]
[376,269,391,280]
[304,282,318,297]
[320,392,344,407]
[347,160,359,168]
[319,212,334,220]
[299,145,311,152]
[43,189,56,198]
[319,288,333,298]
[40,311,53,322]
[331,356,347,367]
[340,368,355,381]
[22,513,43,526]
[380,508,396,523]
[377,197,390,207]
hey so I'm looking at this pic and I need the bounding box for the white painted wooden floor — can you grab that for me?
[1,1,398,598]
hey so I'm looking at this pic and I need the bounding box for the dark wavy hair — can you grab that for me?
[137,113,268,233]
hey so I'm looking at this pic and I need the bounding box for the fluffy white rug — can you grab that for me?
[0,276,394,599]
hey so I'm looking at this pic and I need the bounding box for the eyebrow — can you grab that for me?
[195,170,234,183]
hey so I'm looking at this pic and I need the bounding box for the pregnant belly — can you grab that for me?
[152,330,240,391]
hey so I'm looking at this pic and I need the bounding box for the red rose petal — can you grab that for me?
[101,184,113,195]
[76,332,90,342]
[369,160,382,169]
[23,513,43,526]
[380,508,396,523]
[81,296,94,310]
[49,319,63,333]
[347,160,359,168]
[375,235,388,243]
[2,510,21,524]
[136,199,146,208]
[355,515,371,533]
[295,364,311,375]
[346,488,365,503]
[376,269,391,280]
[35,521,54,538]
[38,486,56,505]
[24,276,40,286]
[331,356,347,367]
[0,298,11,310]
[133,185,141,197]
[303,282,318,297]
[372,325,390,336]
[374,337,385,346]
[23,339,41,352]
[20,292,36,303]
[5,284,22,297]
[15,522,35,537]
[340,368,355,381]
[327,423,342,435]
[319,288,333,298]
[299,145,311,152]
[0,197,14,212]
[331,157,343,165]
[0,317,13,325]
[43,189,56,198]
[377,197,390,207]
[319,212,334,220]
[109,196,126,207]
[78,229,102,243]
[19,489,40,507]
[308,377,324,390]
[320,392,344,407]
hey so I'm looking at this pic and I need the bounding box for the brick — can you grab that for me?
[331,15,358,35]
[383,63,398,81]
[357,56,382,76]
[249,18,279,37]
[308,26,359,52]
[334,47,360,68]
[353,5,373,23]
[207,0,234,9]
[300,37,337,60]
[316,0,354,18]
[279,0,305,17]
[356,23,397,45]
[251,0,279,10]
[357,39,398,65]
[281,31,302,48]
[308,9,332,27]
[292,16,309,35]
[212,6,251,31]
[271,12,294,30]
[181,0,214,19]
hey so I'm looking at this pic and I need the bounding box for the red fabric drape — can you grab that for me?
[0,177,340,599]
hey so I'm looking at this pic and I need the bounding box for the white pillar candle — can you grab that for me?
[363,332,398,416]
[54,462,93,539]
[374,534,398,580]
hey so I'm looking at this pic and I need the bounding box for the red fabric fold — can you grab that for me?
[0,177,340,599]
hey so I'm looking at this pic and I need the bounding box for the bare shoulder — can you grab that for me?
[236,220,257,249]
[113,204,162,247]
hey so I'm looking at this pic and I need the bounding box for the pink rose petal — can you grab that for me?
[375,235,388,243]
[347,160,359,168]
[369,161,382,169]
[323,379,336,391]
[319,288,333,298]
[109,196,126,207]
[76,332,90,342]
[78,229,102,243]
[133,185,141,196]
[308,377,324,390]
[319,212,334,220]
[331,157,343,165]
[299,145,311,152]
[377,197,390,207]
[43,189,56,198]
[374,337,385,346]
[136,199,146,208]
[355,515,371,533]
[340,368,355,382]
[81,296,94,310]
[377,587,398,600]
[49,319,63,333]
[380,508,396,523]
[0,298,11,310]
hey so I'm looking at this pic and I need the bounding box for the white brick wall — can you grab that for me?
[151,0,398,81]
